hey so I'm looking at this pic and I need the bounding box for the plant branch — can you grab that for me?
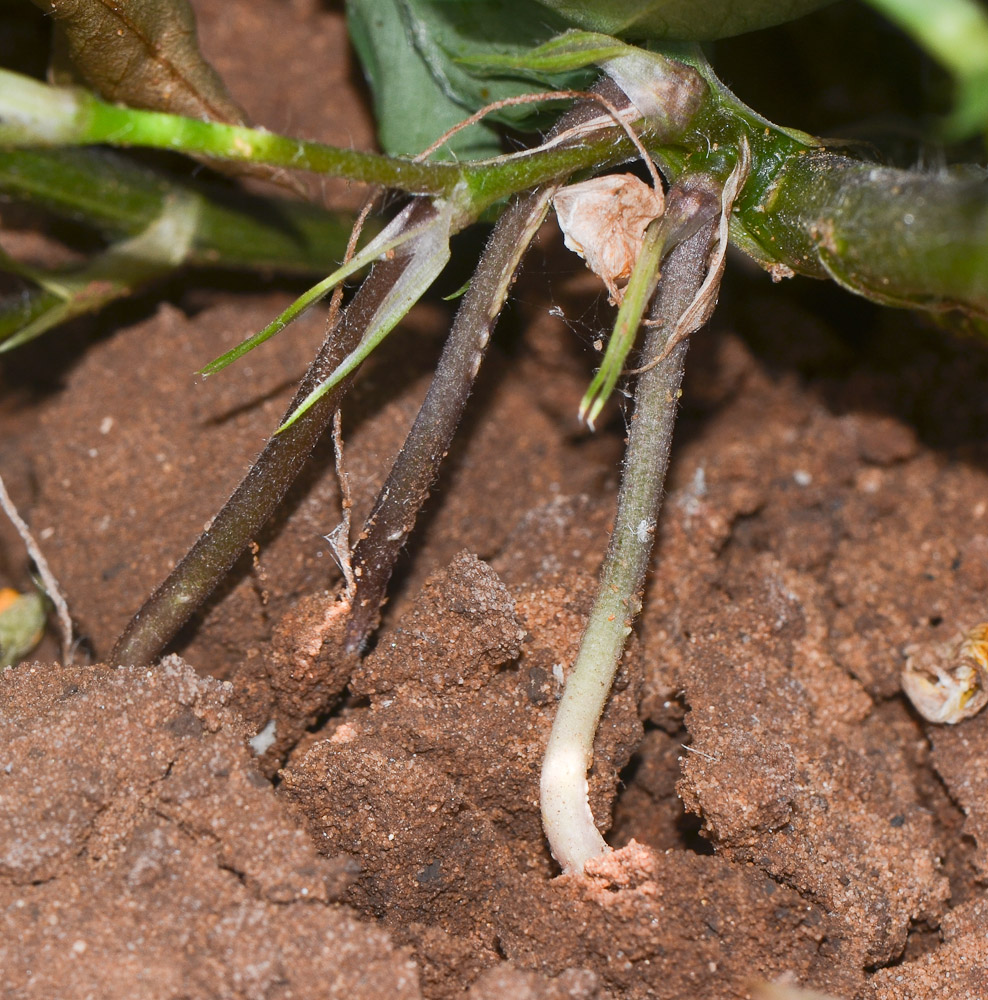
[109,199,439,666]
[0,68,697,215]
[0,69,462,197]
[342,186,554,652]
[337,83,647,652]
[540,181,719,875]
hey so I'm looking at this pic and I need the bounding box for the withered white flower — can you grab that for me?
[553,174,665,304]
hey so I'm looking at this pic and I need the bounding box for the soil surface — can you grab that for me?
[2,3,987,999]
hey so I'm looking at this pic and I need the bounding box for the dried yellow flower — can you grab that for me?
[902,623,988,724]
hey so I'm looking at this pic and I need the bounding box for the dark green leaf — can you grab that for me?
[347,0,502,159]
[532,0,836,40]
[346,0,593,158]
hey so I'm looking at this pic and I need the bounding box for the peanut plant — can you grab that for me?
[1,0,987,873]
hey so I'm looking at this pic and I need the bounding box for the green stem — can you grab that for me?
[0,69,461,196]
[652,47,988,314]
[748,152,988,314]
[540,187,718,875]
[0,147,358,275]
[0,69,693,215]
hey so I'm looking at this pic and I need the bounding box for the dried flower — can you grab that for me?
[902,623,988,723]
[553,174,664,303]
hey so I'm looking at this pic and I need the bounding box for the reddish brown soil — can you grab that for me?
[2,3,987,999]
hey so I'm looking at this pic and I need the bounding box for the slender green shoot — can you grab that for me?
[578,184,718,428]
[0,68,462,197]
[0,65,682,214]
[277,194,458,431]
[579,217,669,430]
[200,199,454,376]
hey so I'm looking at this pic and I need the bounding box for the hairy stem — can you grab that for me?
[540,195,718,876]
[343,188,553,651]
[751,152,988,314]
[110,200,437,666]
[339,84,639,651]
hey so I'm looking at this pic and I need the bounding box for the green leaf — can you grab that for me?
[442,278,471,301]
[345,0,593,159]
[347,0,502,159]
[396,0,594,129]
[459,30,632,75]
[0,190,200,351]
[31,0,248,124]
[531,0,836,40]
[579,214,668,429]
[201,199,450,376]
